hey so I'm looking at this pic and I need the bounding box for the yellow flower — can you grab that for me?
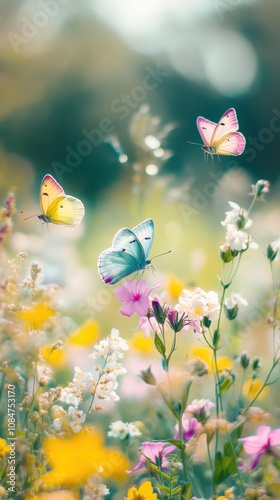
[242,378,268,400]
[129,331,154,354]
[40,344,66,369]
[68,320,99,346]
[41,428,130,488]
[26,492,78,500]
[167,273,184,300]
[18,303,55,330]
[190,346,233,373]
[127,481,158,500]
[0,438,10,457]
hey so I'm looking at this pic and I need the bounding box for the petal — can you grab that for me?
[134,296,150,317]
[120,302,135,317]
[139,481,153,495]
[269,429,280,447]
[115,285,133,302]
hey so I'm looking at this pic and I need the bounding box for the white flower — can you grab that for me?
[223,224,258,252]
[68,406,86,433]
[186,399,214,419]
[271,237,280,258]
[108,420,141,440]
[224,292,248,310]
[73,366,96,392]
[221,201,252,229]
[176,287,220,323]
[90,328,129,362]
[59,387,82,407]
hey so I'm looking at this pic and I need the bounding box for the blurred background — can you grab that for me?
[1,0,280,365]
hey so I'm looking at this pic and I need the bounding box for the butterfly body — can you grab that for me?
[98,219,154,285]
[38,174,84,226]
[188,108,246,158]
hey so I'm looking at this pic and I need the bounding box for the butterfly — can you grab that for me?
[187,108,246,159]
[98,219,155,285]
[23,174,85,226]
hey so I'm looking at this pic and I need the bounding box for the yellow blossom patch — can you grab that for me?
[0,438,10,457]
[167,273,184,300]
[41,428,130,488]
[242,378,268,400]
[26,492,78,500]
[127,480,158,500]
[40,344,66,369]
[18,303,55,330]
[130,331,154,354]
[190,346,233,373]
[68,320,99,346]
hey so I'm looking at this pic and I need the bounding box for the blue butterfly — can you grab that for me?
[98,219,154,285]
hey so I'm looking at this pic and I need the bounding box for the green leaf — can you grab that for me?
[219,375,233,393]
[154,332,166,356]
[166,439,185,451]
[181,482,193,500]
[213,451,224,485]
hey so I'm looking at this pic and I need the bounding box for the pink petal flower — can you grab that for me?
[128,441,175,473]
[115,280,158,318]
[239,425,280,469]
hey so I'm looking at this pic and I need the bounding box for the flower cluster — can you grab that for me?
[54,329,128,432]
[220,201,258,260]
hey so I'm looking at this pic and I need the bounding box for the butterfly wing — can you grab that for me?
[211,108,241,145]
[215,131,246,156]
[98,249,140,285]
[46,195,85,226]
[40,174,65,217]
[132,219,154,260]
[196,117,218,146]
[112,228,146,265]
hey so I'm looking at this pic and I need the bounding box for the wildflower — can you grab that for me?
[126,480,158,500]
[40,343,66,369]
[138,315,159,337]
[167,307,201,334]
[68,406,86,433]
[242,378,268,400]
[115,280,157,317]
[107,420,141,440]
[191,346,233,373]
[267,236,280,262]
[68,320,99,346]
[0,438,10,457]
[250,179,270,199]
[174,417,202,441]
[150,297,168,324]
[41,428,130,487]
[239,425,280,469]
[128,441,175,473]
[167,273,184,300]
[90,328,129,361]
[185,357,209,377]
[221,225,257,253]
[186,399,214,422]
[129,331,154,354]
[176,287,220,325]
[18,303,55,330]
[84,480,110,499]
[221,201,252,230]
[224,292,248,320]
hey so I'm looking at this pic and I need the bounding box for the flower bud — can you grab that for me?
[139,366,157,386]
[253,179,270,198]
[267,243,278,262]
[151,298,167,324]
[240,351,250,369]
[224,304,238,320]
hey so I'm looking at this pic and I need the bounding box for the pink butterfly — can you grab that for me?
[188,108,246,160]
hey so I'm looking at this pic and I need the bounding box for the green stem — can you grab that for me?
[177,412,188,483]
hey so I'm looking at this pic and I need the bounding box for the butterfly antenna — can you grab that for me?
[20,211,38,221]
[150,250,171,262]
[187,141,203,147]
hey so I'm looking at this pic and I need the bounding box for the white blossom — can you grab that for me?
[176,287,220,323]
[224,292,248,310]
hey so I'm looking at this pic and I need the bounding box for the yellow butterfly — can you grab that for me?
[24,174,85,226]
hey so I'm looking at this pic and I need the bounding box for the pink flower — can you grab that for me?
[115,280,158,317]
[174,417,202,441]
[128,441,175,473]
[239,425,280,469]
